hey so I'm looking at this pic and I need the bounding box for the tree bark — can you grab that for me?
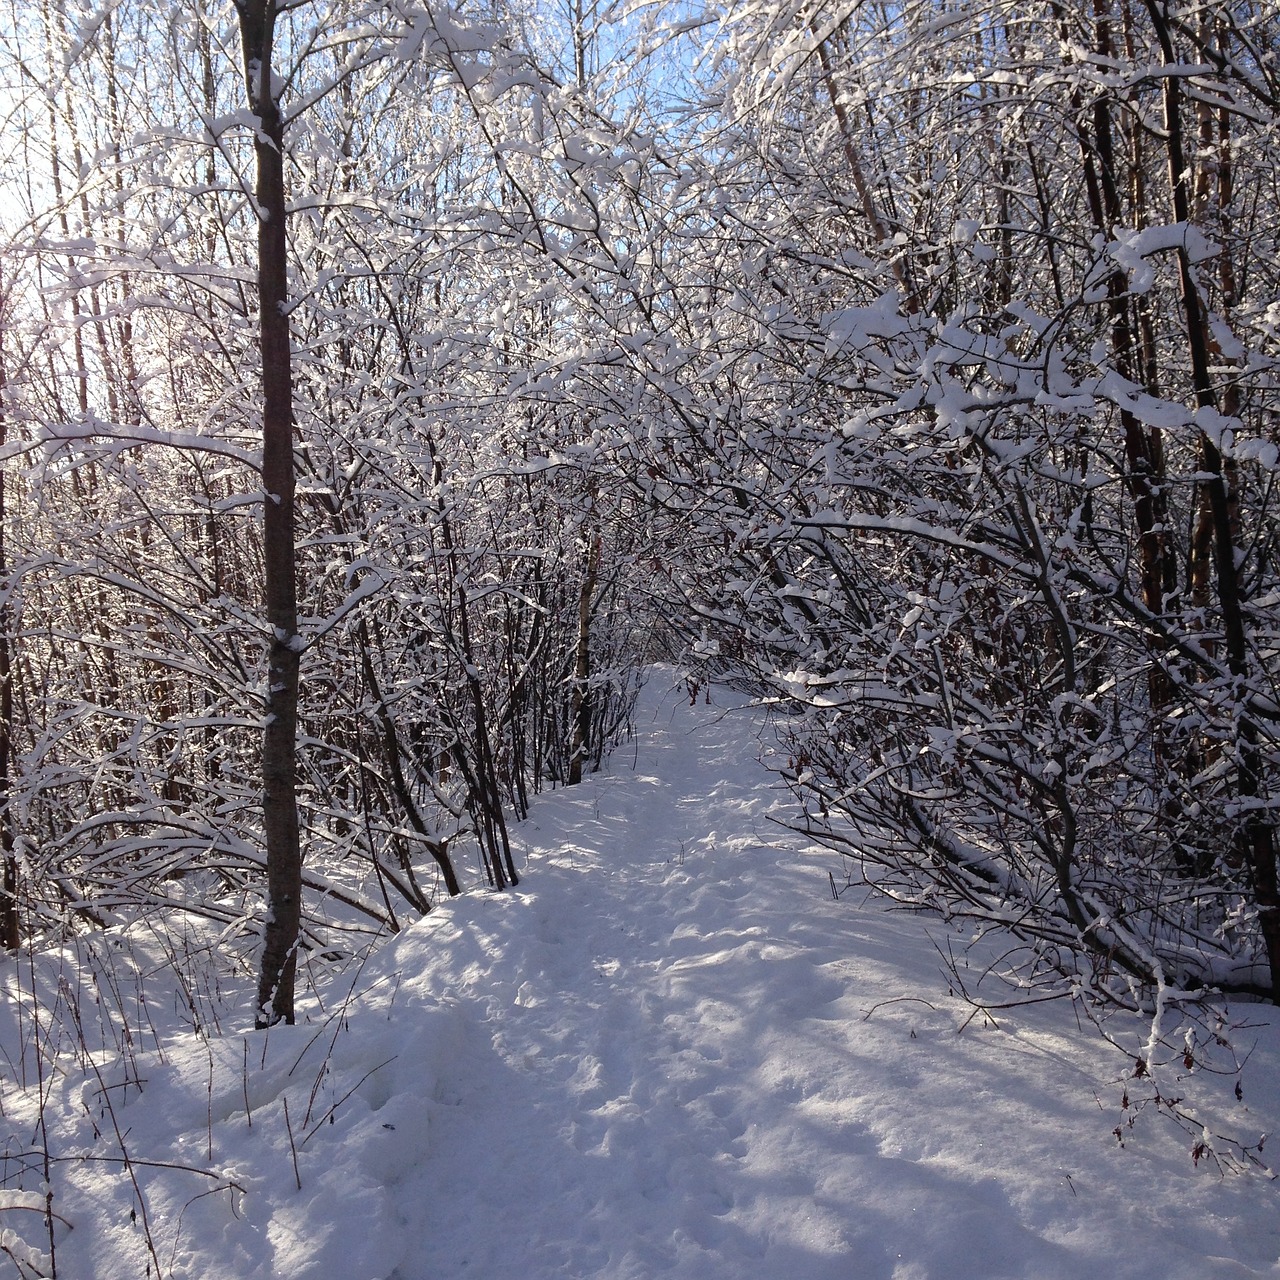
[568,534,600,785]
[237,0,303,1027]
[1084,0,1177,714]
[1142,0,1280,997]
[0,327,17,952]
[812,33,918,313]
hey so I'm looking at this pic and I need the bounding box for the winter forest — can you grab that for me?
[2,0,1280,1274]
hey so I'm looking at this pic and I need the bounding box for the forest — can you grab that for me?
[1,0,1279,1044]
[3,0,1280,1273]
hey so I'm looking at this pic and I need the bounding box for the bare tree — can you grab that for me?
[234,0,302,1026]
[0,284,16,953]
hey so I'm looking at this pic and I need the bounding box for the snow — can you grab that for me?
[3,672,1279,1278]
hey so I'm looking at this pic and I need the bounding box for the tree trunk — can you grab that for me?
[237,0,303,1027]
[1142,0,1280,998]
[0,329,17,952]
[812,33,918,313]
[568,535,600,785]
[1086,0,1177,711]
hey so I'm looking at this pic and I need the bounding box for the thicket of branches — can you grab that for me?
[0,0,655,1014]
[641,0,1280,1011]
[0,0,1278,1025]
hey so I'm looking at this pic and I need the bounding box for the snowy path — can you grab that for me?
[409,688,873,1278]
[12,672,1280,1279]
[392,676,1280,1280]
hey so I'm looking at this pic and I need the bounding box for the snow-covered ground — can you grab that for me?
[2,671,1279,1279]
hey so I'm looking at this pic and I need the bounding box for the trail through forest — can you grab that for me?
[5,672,1279,1279]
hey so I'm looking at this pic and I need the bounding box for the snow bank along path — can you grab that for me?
[8,672,1280,1278]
